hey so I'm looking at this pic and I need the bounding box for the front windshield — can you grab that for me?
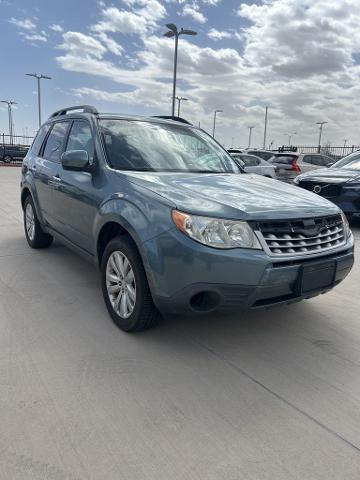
[331,152,360,170]
[99,119,238,173]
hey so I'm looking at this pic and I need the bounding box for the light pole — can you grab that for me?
[343,139,348,154]
[212,109,222,138]
[284,131,297,146]
[263,106,269,149]
[26,73,52,127]
[248,126,255,148]
[1,100,17,144]
[316,121,327,153]
[163,24,197,117]
[175,96,188,117]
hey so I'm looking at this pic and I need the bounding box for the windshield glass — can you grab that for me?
[331,152,360,170]
[99,119,238,173]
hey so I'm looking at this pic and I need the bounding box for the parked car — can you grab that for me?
[0,144,29,163]
[268,152,334,183]
[21,105,354,332]
[246,149,276,161]
[294,151,360,218]
[229,152,277,178]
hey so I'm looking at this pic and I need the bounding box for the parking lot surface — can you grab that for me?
[0,167,360,480]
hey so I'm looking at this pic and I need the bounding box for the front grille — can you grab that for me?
[255,214,345,256]
[298,181,342,198]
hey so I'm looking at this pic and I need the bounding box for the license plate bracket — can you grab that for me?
[297,260,337,295]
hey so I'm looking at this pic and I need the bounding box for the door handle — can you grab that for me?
[48,175,62,188]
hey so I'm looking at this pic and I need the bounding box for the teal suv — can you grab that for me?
[21,106,354,331]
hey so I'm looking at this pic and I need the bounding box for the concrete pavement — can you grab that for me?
[0,167,360,479]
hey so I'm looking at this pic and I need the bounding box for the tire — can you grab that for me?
[4,155,12,163]
[23,196,53,249]
[101,235,161,332]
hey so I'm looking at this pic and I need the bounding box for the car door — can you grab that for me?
[259,159,276,178]
[52,119,99,253]
[298,154,314,173]
[314,154,333,169]
[33,121,70,227]
[240,155,260,174]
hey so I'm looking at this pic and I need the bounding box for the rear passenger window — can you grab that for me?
[31,124,50,156]
[302,155,313,164]
[42,122,70,162]
[311,155,325,166]
[66,121,94,161]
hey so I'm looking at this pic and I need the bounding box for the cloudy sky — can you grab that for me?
[2,0,360,147]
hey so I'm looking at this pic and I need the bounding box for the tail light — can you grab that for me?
[291,158,300,172]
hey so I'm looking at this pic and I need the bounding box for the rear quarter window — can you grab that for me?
[31,124,50,156]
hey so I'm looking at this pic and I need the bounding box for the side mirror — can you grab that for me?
[61,150,90,171]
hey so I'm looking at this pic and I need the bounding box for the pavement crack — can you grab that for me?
[190,337,360,455]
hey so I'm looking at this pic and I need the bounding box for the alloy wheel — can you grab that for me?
[25,203,35,241]
[106,251,136,318]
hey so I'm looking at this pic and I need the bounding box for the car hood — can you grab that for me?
[297,168,360,184]
[123,172,339,220]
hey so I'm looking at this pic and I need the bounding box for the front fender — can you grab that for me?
[93,194,174,265]
[21,172,46,226]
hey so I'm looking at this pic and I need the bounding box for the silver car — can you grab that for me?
[268,152,334,183]
[230,152,277,178]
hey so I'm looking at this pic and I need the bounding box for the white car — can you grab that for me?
[229,152,277,178]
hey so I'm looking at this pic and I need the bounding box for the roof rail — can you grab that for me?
[50,105,98,118]
[152,115,192,125]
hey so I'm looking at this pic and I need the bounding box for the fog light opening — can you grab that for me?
[190,291,221,312]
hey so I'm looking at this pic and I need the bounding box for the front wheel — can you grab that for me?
[23,196,53,248]
[101,236,161,332]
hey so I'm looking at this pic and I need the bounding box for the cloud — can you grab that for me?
[55,0,360,146]
[9,17,36,30]
[58,31,107,59]
[181,3,207,23]
[207,28,233,41]
[21,33,47,42]
[95,32,123,55]
[91,0,166,36]
[49,24,63,32]
[238,0,360,79]
[9,16,48,43]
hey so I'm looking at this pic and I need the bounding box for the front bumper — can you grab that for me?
[142,228,354,315]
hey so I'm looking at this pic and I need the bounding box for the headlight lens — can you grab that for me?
[340,211,351,239]
[172,210,262,249]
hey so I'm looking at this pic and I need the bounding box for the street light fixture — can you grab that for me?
[248,126,255,148]
[175,96,188,117]
[212,109,223,138]
[316,121,328,153]
[163,24,197,117]
[26,73,52,127]
[0,100,17,144]
[284,131,297,146]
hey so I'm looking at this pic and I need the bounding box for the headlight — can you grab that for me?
[172,210,262,249]
[340,211,351,239]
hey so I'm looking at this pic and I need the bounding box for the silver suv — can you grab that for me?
[269,152,334,183]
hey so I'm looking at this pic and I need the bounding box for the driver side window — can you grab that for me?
[66,121,94,161]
